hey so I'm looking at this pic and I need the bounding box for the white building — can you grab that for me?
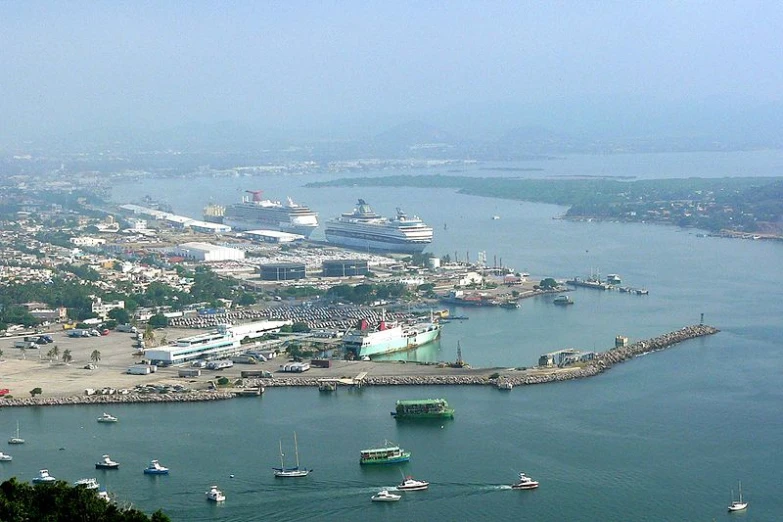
[245,229,304,244]
[70,237,106,247]
[173,242,245,262]
[92,297,125,319]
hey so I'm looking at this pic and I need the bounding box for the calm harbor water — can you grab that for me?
[2,152,780,520]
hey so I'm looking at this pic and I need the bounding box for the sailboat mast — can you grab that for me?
[294,432,300,468]
[279,440,285,469]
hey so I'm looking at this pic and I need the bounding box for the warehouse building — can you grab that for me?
[258,262,306,281]
[245,229,305,244]
[174,242,245,262]
[322,259,369,277]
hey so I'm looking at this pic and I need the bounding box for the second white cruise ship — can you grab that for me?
[215,190,319,236]
[325,199,433,253]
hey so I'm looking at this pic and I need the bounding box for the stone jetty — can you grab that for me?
[0,391,235,408]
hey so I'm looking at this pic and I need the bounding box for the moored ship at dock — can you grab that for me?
[325,199,433,253]
[216,190,318,236]
[342,317,441,358]
[391,398,455,419]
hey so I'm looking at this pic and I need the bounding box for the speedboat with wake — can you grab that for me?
[371,489,401,502]
[397,475,429,491]
[143,459,169,475]
[97,412,118,423]
[511,472,539,490]
[206,485,226,502]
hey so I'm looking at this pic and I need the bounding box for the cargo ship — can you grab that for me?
[211,190,318,236]
[324,199,433,253]
[359,441,411,465]
[342,317,441,358]
[391,399,455,420]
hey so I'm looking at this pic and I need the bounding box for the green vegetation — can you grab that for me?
[29,387,42,398]
[326,283,409,305]
[0,477,170,521]
[308,175,783,235]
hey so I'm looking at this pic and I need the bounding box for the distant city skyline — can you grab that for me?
[1,2,781,147]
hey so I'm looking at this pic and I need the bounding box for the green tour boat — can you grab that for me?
[391,398,455,420]
[359,441,411,465]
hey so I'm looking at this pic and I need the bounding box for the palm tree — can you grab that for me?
[19,346,26,360]
[62,349,72,364]
[90,350,101,365]
[0,348,4,360]
[51,345,60,361]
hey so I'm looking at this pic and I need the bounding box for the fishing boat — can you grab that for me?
[360,441,411,465]
[143,459,169,475]
[32,469,56,484]
[95,454,120,469]
[397,475,429,491]
[74,478,100,490]
[206,485,226,502]
[371,490,401,502]
[97,412,118,423]
[391,398,455,420]
[273,432,311,477]
[511,471,539,490]
[728,481,748,512]
[0,451,12,462]
[8,421,24,444]
[553,295,574,306]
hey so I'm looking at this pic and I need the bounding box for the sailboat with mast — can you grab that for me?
[8,421,24,445]
[728,480,748,512]
[273,432,311,478]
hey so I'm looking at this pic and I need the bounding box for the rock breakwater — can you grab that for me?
[0,391,235,408]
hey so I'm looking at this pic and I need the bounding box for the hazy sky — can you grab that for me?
[1,1,781,139]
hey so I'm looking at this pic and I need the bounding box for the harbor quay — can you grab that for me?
[0,324,718,407]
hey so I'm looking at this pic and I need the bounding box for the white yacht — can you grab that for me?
[74,478,100,490]
[397,476,429,491]
[0,451,12,462]
[511,472,539,490]
[728,481,748,512]
[95,454,120,469]
[97,412,118,423]
[32,469,57,484]
[8,421,24,445]
[97,489,111,502]
[143,459,169,475]
[273,433,311,478]
[371,490,402,502]
[205,485,226,502]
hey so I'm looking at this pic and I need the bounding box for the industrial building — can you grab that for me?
[322,259,369,277]
[258,262,306,281]
[245,229,305,244]
[143,320,292,365]
[174,242,245,262]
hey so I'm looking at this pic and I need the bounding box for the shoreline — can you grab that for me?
[0,324,718,408]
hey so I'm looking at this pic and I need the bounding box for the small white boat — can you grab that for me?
[371,489,401,502]
[74,477,100,490]
[206,485,226,502]
[32,469,57,484]
[97,412,118,423]
[397,475,429,491]
[511,471,539,490]
[143,459,169,475]
[0,451,12,462]
[8,421,24,445]
[728,481,748,512]
[95,454,120,469]
[496,377,513,390]
[97,489,111,502]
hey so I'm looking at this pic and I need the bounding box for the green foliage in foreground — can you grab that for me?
[0,478,171,521]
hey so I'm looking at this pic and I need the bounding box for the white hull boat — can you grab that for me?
[511,472,539,490]
[206,485,226,502]
[728,481,748,512]
[397,476,429,491]
[371,490,401,502]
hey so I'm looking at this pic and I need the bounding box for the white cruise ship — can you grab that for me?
[325,199,433,253]
[216,190,319,236]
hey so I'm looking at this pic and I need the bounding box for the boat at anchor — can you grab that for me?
[273,432,311,477]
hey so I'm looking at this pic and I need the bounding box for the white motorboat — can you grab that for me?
[205,485,226,502]
[0,451,12,462]
[8,421,24,445]
[728,481,748,512]
[511,472,539,490]
[397,475,429,491]
[74,477,100,490]
[143,459,169,475]
[97,412,118,423]
[496,377,513,390]
[371,490,402,502]
[95,454,120,469]
[97,489,111,502]
[273,432,311,477]
[32,469,57,484]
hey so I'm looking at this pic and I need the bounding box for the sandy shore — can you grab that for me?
[0,324,718,407]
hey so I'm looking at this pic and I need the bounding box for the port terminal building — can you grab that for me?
[173,242,245,262]
[244,230,305,244]
[322,259,369,277]
[143,320,291,366]
[258,262,306,281]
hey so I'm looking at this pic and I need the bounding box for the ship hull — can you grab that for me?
[224,218,317,237]
[346,325,441,358]
[324,231,429,253]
